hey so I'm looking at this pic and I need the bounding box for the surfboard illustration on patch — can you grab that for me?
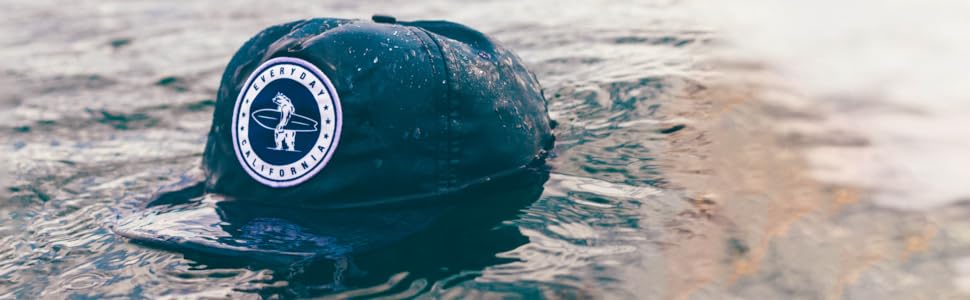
[231,57,342,188]
[251,92,320,152]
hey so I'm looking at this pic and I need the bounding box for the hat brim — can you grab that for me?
[111,169,549,264]
[112,191,450,265]
[112,169,549,265]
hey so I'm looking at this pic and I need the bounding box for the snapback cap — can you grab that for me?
[113,15,554,261]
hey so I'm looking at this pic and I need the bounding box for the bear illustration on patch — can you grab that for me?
[249,92,319,152]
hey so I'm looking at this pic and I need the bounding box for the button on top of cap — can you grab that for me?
[372,14,397,23]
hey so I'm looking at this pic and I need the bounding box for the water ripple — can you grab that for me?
[0,0,705,298]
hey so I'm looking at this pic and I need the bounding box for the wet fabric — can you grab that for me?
[114,15,554,263]
[203,16,554,208]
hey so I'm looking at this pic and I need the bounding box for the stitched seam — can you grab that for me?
[405,25,452,193]
[416,28,458,192]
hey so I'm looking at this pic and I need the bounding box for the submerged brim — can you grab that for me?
[112,193,449,264]
[112,169,549,265]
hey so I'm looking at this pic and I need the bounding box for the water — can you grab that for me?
[3,0,970,299]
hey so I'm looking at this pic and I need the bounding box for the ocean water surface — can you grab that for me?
[3,0,970,299]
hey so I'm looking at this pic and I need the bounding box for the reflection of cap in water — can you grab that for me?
[113,15,554,260]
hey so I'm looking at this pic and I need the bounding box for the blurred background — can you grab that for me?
[1,0,969,298]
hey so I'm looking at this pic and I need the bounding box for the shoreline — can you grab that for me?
[646,61,969,299]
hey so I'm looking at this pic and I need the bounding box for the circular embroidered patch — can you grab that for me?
[231,57,342,188]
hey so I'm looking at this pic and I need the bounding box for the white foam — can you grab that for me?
[690,0,970,209]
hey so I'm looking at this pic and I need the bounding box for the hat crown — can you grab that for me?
[203,17,553,208]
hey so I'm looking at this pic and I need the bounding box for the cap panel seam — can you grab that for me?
[404,25,454,193]
[413,28,459,192]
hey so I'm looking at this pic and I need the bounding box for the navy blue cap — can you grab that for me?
[113,15,554,260]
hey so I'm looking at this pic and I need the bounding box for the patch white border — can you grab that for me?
[231,57,343,188]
